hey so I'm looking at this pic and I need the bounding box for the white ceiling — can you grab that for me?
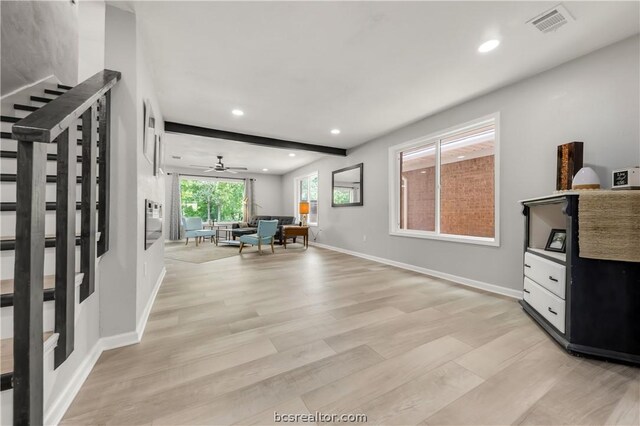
[130,1,639,174]
[164,132,326,175]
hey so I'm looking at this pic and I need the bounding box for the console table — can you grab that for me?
[282,225,309,249]
[520,193,640,364]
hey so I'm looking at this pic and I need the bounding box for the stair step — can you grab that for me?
[44,89,64,96]
[0,132,10,139]
[30,96,51,104]
[1,236,80,251]
[58,84,73,91]
[14,104,38,112]
[1,278,55,308]
[1,332,57,391]
[0,116,19,124]
[0,273,83,308]
[0,233,100,251]
[0,201,89,212]
[0,150,83,162]
[0,174,86,184]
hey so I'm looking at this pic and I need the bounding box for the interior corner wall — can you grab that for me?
[281,35,640,294]
[0,0,78,96]
[100,5,139,337]
[135,18,166,327]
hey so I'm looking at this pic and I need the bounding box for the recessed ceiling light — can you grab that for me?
[262,168,269,172]
[420,171,427,174]
[457,155,466,159]
[232,109,244,116]
[331,129,341,135]
[478,39,500,53]
[289,153,296,157]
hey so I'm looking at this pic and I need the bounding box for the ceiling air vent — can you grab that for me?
[528,4,574,33]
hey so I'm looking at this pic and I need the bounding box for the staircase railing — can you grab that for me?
[11,69,121,425]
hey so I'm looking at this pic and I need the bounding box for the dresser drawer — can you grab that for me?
[524,252,566,299]
[523,277,566,334]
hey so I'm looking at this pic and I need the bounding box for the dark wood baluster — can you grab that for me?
[80,106,97,302]
[97,91,110,257]
[13,140,47,425]
[54,129,76,368]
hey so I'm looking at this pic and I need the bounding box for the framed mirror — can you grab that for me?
[332,163,363,207]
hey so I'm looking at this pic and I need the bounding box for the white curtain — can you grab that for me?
[169,173,182,240]
[243,178,255,221]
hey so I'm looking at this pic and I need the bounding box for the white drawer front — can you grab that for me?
[523,277,566,334]
[524,252,566,299]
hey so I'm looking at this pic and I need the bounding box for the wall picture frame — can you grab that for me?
[142,99,155,165]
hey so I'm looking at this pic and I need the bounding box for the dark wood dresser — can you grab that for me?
[520,193,640,364]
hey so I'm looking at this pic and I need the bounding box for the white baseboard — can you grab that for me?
[43,267,166,425]
[44,340,102,425]
[136,267,166,339]
[310,242,522,299]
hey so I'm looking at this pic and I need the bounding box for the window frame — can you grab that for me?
[294,171,319,227]
[388,113,500,247]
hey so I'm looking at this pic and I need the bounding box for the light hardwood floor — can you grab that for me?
[62,245,640,425]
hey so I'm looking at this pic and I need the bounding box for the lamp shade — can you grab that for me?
[572,167,601,190]
[299,201,310,215]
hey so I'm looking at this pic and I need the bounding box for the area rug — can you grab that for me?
[164,240,306,263]
[164,241,241,264]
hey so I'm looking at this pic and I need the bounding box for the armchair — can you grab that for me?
[181,217,216,246]
[238,220,279,254]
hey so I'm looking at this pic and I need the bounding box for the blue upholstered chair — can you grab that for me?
[238,220,279,254]
[181,217,216,246]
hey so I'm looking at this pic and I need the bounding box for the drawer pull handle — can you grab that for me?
[548,276,558,282]
[524,264,531,268]
[523,289,530,294]
[548,307,558,315]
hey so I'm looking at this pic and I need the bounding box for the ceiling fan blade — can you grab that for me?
[190,165,212,169]
[226,167,248,170]
[203,168,215,172]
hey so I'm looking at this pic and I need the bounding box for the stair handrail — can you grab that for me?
[12,69,120,142]
[11,68,120,425]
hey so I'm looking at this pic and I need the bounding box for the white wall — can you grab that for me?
[100,4,167,336]
[0,1,78,95]
[282,35,640,294]
[100,5,139,337]
[165,167,284,222]
[135,16,166,326]
[78,0,106,81]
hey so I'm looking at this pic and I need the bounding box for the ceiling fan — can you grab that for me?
[191,156,248,174]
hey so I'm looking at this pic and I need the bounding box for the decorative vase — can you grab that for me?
[556,142,584,190]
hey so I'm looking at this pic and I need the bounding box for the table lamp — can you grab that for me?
[299,201,310,226]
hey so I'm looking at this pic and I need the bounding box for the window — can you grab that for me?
[180,178,245,223]
[389,114,499,245]
[295,172,318,226]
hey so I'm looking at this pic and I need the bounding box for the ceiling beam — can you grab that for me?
[164,121,347,156]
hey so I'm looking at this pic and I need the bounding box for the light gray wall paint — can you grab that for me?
[282,35,640,293]
[136,20,166,325]
[166,167,284,218]
[100,5,139,336]
[1,1,78,95]
[78,0,106,81]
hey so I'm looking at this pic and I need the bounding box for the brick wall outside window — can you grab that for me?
[401,155,494,238]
